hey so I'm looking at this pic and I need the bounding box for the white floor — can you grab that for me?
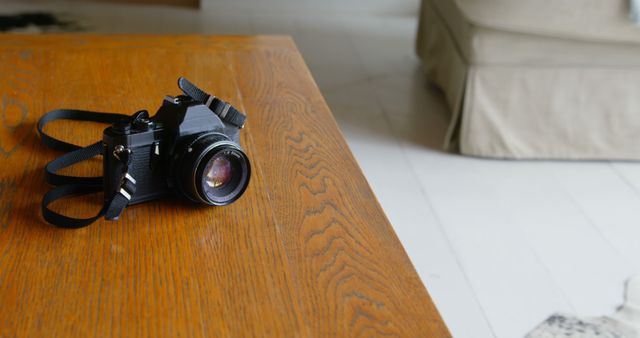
[5,1,640,337]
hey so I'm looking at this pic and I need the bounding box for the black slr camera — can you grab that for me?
[104,94,250,207]
[38,77,251,228]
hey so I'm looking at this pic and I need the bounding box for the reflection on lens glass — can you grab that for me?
[205,155,232,188]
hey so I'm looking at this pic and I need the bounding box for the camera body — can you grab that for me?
[102,95,250,207]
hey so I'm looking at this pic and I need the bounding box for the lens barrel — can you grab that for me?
[173,133,250,205]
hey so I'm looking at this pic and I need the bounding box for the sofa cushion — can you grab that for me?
[449,0,640,44]
[430,0,640,66]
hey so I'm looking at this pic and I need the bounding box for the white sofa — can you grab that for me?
[417,0,640,159]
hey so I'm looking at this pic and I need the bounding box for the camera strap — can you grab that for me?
[178,77,247,128]
[37,109,134,228]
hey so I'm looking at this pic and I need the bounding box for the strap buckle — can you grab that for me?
[118,173,137,201]
[104,172,137,221]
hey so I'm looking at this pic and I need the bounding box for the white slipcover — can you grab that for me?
[417,0,640,159]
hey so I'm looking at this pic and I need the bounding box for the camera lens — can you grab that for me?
[173,133,250,206]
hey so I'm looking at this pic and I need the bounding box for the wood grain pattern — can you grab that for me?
[0,35,449,337]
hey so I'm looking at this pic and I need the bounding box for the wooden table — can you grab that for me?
[0,35,449,337]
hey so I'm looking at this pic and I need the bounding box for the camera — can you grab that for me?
[38,77,249,227]
[102,93,251,208]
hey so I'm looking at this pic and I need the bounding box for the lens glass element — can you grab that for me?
[204,155,233,189]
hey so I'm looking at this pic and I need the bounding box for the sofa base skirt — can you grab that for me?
[460,66,640,160]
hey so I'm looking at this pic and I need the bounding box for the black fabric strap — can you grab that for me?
[42,184,106,229]
[44,141,103,186]
[38,109,133,228]
[37,109,128,152]
[178,77,247,128]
